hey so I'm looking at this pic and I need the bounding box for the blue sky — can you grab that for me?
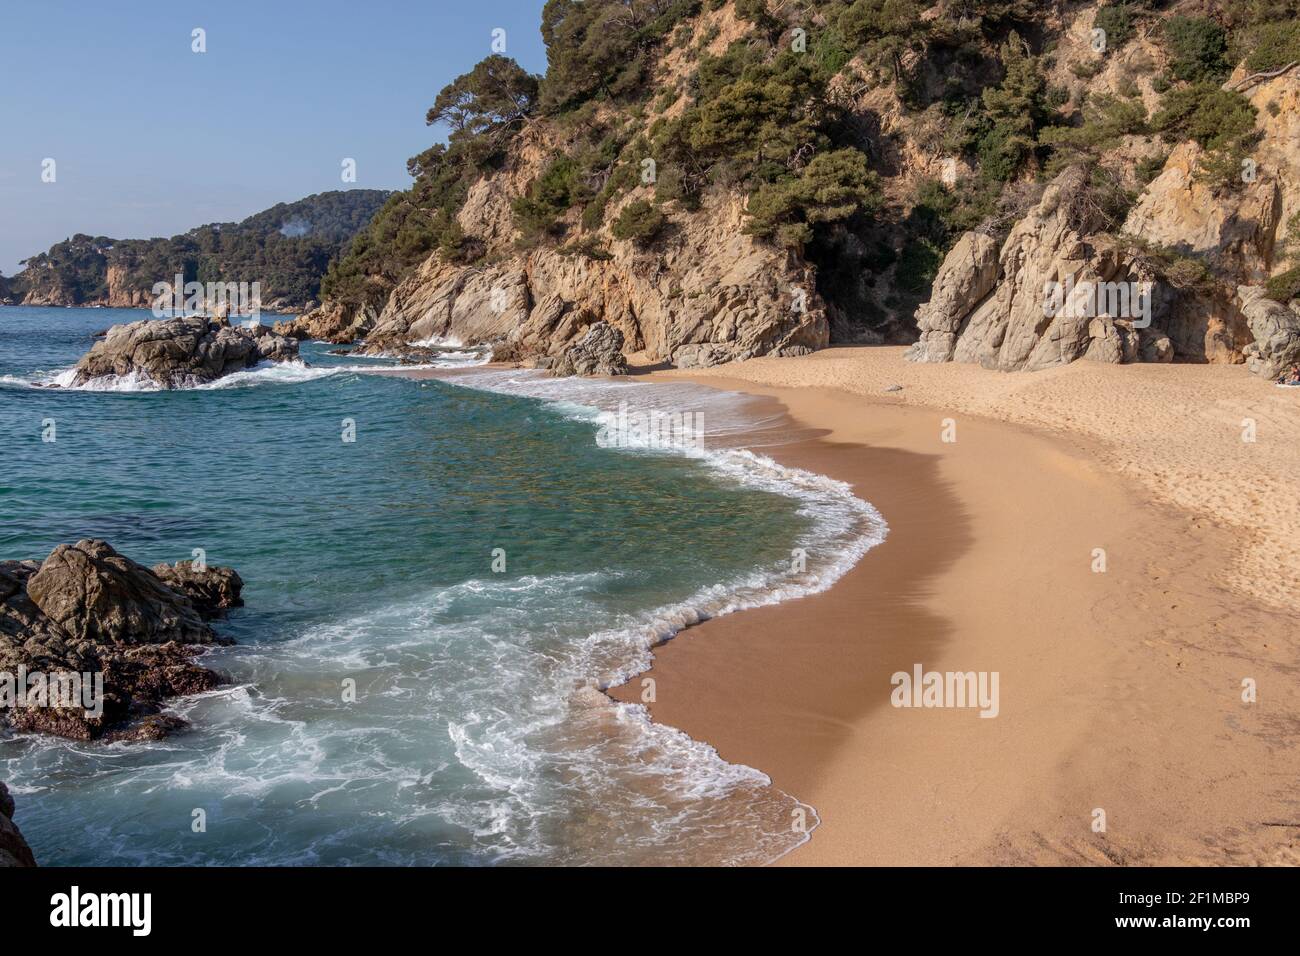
[0,0,548,275]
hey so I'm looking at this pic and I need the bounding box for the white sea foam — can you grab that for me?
[421,367,888,862]
[2,357,859,866]
[12,358,486,392]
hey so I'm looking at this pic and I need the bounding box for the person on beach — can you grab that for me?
[1281,364,1300,386]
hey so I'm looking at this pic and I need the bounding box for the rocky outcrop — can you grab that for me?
[910,70,1300,376]
[1239,285,1300,380]
[150,560,244,620]
[354,193,826,369]
[0,782,36,867]
[907,232,1001,363]
[1,540,238,741]
[65,315,300,388]
[550,322,628,377]
[274,301,377,344]
[104,265,154,309]
[329,109,827,371]
[908,168,1170,370]
[1120,141,1279,363]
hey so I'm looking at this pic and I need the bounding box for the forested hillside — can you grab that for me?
[14,190,391,312]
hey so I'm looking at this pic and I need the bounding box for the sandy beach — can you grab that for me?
[604,346,1300,865]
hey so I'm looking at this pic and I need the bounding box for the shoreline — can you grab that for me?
[602,351,1298,866]
[414,349,1299,865]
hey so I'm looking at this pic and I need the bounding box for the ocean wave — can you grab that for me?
[354,340,493,368]
[7,358,489,392]
[4,359,858,866]
[429,368,887,862]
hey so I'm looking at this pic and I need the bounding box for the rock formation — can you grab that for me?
[909,68,1300,377]
[0,782,36,867]
[1238,285,1300,379]
[273,301,377,344]
[333,183,825,372]
[1,540,240,741]
[150,560,244,620]
[908,168,1171,370]
[550,322,628,377]
[65,315,300,388]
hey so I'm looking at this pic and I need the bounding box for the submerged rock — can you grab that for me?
[0,781,36,867]
[66,315,300,388]
[0,540,238,741]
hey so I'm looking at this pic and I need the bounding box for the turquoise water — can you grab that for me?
[0,306,884,865]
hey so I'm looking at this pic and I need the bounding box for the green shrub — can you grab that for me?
[1152,84,1256,152]
[1164,16,1229,83]
[1093,4,1136,51]
[611,200,667,245]
[977,33,1049,183]
[1243,22,1300,73]
[744,149,882,248]
[896,237,943,294]
[1040,93,1148,171]
[838,0,928,81]
[1265,265,1300,302]
[512,155,587,237]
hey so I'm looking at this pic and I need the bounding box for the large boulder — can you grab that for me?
[0,540,238,741]
[27,541,212,645]
[0,782,36,867]
[1239,285,1300,380]
[550,322,629,377]
[909,168,1151,371]
[906,232,1001,363]
[67,315,300,388]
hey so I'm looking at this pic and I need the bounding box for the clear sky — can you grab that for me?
[0,0,548,276]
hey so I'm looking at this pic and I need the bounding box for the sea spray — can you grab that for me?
[1,306,883,866]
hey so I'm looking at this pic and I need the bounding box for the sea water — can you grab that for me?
[0,306,885,865]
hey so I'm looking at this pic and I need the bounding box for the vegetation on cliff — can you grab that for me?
[16,190,390,310]
[318,0,1300,348]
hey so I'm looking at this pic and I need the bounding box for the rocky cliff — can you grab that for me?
[316,166,793,370]
[910,45,1300,377]
[360,184,826,369]
[294,1,1300,379]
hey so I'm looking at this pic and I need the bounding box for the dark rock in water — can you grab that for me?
[26,541,212,645]
[0,540,238,741]
[550,322,628,378]
[66,315,300,388]
[102,713,189,743]
[152,560,243,620]
[0,781,36,867]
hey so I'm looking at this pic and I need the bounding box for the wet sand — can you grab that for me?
[606,358,1299,866]
[402,351,1299,865]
